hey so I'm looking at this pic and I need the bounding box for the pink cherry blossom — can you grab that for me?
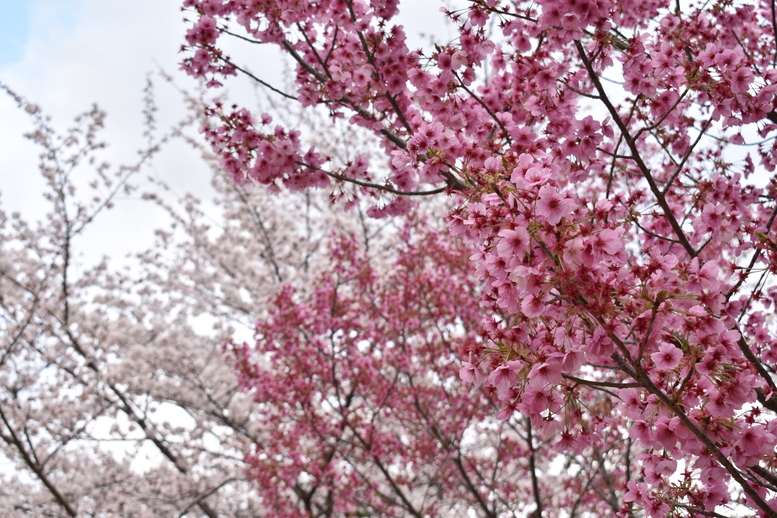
[180,1,777,515]
[459,360,484,387]
[536,185,573,225]
[521,294,546,318]
[489,364,518,394]
[651,343,683,371]
[496,226,531,259]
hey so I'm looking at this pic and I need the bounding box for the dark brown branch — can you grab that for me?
[634,88,690,139]
[770,0,777,66]
[607,351,777,518]
[735,329,777,393]
[454,72,511,143]
[749,465,777,490]
[661,117,713,196]
[575,40,697,259]
[280,40,409,150]
[725,205,777,300]
[526,417,544,518]
[219,28,267,45]
[562,374,641,389]
[311,165,447,196]
[219,56,298,100]
[0,407,78,517]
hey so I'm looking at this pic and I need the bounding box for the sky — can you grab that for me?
[1,0,187,122]
[0,0,212,267]
[0,1,32,67]
[0,0,452,269]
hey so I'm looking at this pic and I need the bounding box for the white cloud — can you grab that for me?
[0,0,457,267]
[0,0,215,266]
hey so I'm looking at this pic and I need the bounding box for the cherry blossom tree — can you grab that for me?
[2,79,573,517]
[0,82,262,517]
[0,81,332,516]
[230,201,669,516]
[180,0,777,515]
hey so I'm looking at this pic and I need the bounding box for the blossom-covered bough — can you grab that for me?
[182,0,777,515]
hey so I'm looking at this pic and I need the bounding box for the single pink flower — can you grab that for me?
[653,417,679,449]
[592,228,622,256]
[736,425,772,458]
[488,365,517,393]
[496,402,517,421]
[523,167,551,187]
[730,67,754,93]
[706,389,735,418]
[553,431,577,453]
[624,480,648,505]
[459,361,484,387]
[521,294,545,318]
[536,185,572,225]
[496,227,531,259]
[528,359,563,387]
[651,343,682,371]
[629,420,654,445]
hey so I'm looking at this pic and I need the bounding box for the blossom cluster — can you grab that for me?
[182,0,777,515]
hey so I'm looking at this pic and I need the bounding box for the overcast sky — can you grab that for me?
[0,0,452,267]
[0,0,206,264]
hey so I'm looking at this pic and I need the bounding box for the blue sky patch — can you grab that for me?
[0,1,31,66]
